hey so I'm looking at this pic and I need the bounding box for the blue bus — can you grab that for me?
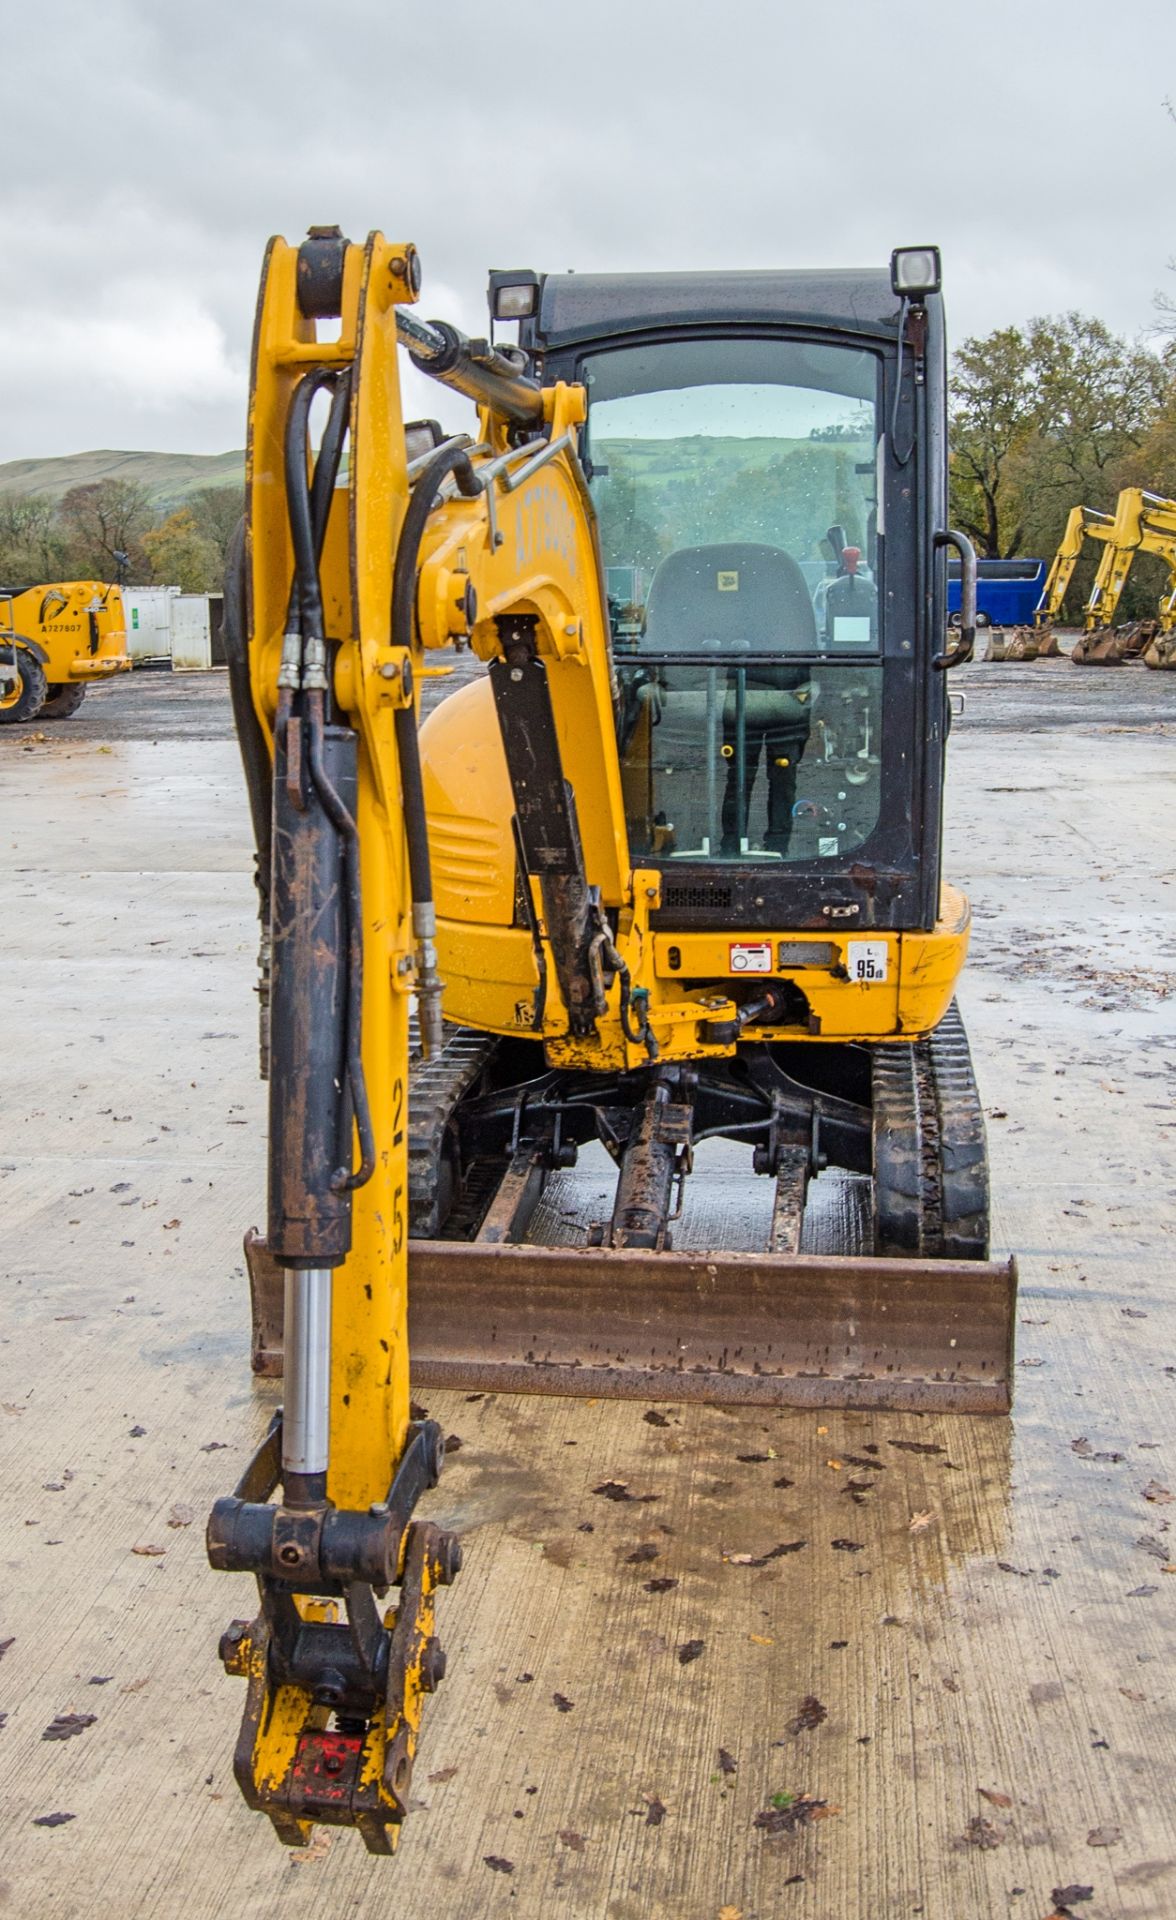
[948,556,1045,628]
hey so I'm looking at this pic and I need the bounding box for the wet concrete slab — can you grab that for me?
[0,670,1174,1918]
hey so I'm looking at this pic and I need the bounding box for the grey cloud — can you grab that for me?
[3,0,1173,459]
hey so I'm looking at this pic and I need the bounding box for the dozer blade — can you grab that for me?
[408,1241,1017,1415]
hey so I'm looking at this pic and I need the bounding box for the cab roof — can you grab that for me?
[534,269,909,350]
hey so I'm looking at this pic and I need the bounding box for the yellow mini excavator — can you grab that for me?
[993,502,1114,659]
[210,228,1016,1853]
[1069,488,1176,667]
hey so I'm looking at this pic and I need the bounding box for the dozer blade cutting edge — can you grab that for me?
[407,1241,1017,1415]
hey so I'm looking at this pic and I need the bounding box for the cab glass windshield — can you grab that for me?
[583,338,884,865]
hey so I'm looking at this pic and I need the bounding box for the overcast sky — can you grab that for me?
[3,0,1173,463]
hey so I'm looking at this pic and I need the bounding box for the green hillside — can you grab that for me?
[0,447,246,509]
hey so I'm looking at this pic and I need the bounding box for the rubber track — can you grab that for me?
[407,1020,499,1239]
[872,1000,989,1260]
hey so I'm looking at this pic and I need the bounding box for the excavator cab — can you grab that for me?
[527,271,948,924]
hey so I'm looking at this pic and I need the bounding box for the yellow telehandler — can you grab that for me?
[0,580,130,722]
[209,227,1015,1854]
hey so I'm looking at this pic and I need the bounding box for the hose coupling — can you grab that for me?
[302,634,329,692]
[277,630,303,690]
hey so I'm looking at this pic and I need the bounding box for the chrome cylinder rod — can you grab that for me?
[282,1267,332,1502]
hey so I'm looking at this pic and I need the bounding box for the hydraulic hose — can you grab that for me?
[306,686,375,1191]
[390,442,484,1057]
[281,367,375,1192]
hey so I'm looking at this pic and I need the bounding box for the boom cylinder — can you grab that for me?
[397,311,544,429]
[268,713,358,1268]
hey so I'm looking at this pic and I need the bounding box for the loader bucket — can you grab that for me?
[1144,630,1176,669]
[407,1241,1017,1415]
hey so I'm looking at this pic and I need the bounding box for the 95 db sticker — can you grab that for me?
[729,941,773,974]
[847,939,889,983]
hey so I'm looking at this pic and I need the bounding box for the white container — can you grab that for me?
[171,594,212,672]
[124,586,180,664]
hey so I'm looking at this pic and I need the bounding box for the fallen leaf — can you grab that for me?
[643,1793,666,1826]
[443,1434,463,1453]
[1128,1584,1158,1597]
[718,1748,738,1775]
[626,1543,660,1564]
[1071,1437,1125,1462]
[32,1812,75,1828]
[131,1543,166,1557]
[162,1219,181,1231]
[644,1577,678,1594]
[909,1510,935,1533]
[737,1453,771,1464]
[1087,1825,1121,1848]
[718,1908,744,1920]
[120,1677,150,1693]
[831,1538,864,1553]
[558,1829,585,1850]
[678,1639,705,1665]
[978,1788,1013,1809]
[785,1695,828,1735]
[593,1480,659,1504]
[844,1454,886,1471]
[199,1441,229,1453]
[826,1459,842,1471]
[167,1504,194,1529]
[1142,1480,1172,1504]
[748,1633,775,1646]
[965,1815,1003,1849]
[888,1440,945,1455]
[1136,1534,1168,1561]
[552,1693,575,1713]
[0,1638,13,1661]
[1051,1887,1094,1907]
[483,1855,514,1874]
[773,1474,795,1488]
[753,1793,836,1835]
[42,1713,97,1742]
[128,1425,147,1439]
[1119,1687,1146,1702]
[644,1410,669,1427]
[427,1765,459,1784]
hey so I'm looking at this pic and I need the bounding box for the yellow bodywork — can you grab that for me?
[0,580,130,711]
[421,671,968,1065]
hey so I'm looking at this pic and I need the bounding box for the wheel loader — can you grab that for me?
[209,227,1016,1854]
[0,580,130,722]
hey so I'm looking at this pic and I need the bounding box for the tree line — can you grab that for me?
[0,481,242,596]
[948,312,1176,614]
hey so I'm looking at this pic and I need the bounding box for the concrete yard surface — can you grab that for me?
[1,664,1174,1919]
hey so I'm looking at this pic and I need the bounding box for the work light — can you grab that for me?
[489,270,539,320]
[890,246,942,299]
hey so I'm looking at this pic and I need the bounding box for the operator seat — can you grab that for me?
[643,542,818,653]
[633,543,816,856]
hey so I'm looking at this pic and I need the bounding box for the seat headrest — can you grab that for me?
[642,543,817,653]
